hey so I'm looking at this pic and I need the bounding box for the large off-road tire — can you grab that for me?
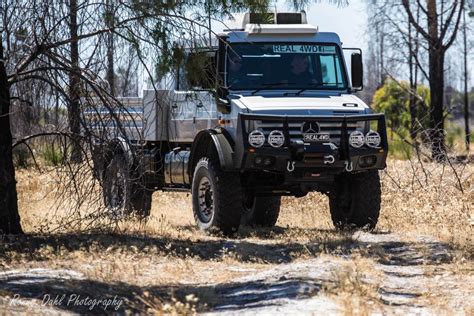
[91,146,105,181]
[192,157,242,235]
[103,153,153,218]
[131,187,153,218]
[103,153,133,217]
[329,170,381,230]
[241,195,281,227]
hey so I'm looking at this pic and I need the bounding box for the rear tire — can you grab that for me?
[192,157,242,235]
[241,195,281,227]
[103,153,132,217]
[103,153,152,218]
[329,170,381,230]
[131,187,153,218]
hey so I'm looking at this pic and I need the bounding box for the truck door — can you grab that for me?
[194,91,217,132]
[168,90,196,143]
[168,50,218,143]
[191,51,218,133]
[169,90,217,143]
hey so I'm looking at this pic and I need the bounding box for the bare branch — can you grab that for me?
[401,0,431,40]
[442,0,465,50]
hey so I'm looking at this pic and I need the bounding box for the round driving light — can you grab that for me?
[248,130,265,148]
[268,130,285,148]
[349,131,365,148]
[365,130,381,148]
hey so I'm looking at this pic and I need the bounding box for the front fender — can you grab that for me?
[210,132,234,170]
[189,129,235,177]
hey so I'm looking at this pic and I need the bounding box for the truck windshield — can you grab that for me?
[227,43,347,91]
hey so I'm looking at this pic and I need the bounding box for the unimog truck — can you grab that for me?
[90,12,388,234]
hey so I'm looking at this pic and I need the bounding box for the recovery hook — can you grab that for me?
[344,160,353,172]
[323,155,335,164]
[287,160,295,172]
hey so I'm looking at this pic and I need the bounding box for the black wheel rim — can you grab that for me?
[105,160,127,215]
[197,176,214,223]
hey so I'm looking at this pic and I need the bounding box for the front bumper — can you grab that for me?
[235,113,388,175]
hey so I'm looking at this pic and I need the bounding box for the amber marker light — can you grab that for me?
[248,148,256,153]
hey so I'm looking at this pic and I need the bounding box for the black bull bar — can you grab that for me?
[238,113,388,170]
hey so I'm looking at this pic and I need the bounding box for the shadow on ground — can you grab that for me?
[0,228,352,264]
[0,227,455,314]
[0,226,453,265]
[0,269,326,314]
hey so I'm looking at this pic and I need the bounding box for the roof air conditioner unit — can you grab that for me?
[241,11,307,28]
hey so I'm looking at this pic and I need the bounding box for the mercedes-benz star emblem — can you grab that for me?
[301,121,321,134]
[301,121,330,142]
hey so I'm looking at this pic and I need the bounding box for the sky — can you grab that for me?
[304,1,368,50]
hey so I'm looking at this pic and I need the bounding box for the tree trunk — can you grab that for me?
[69,0,82,163]
[106,0,115,96]
[408,15,417,142]
[427,0,446,161]
[379,31,385,87]
[0,39,23,235]
[402,0,464,160]
[462,9,470,152]
[428,48,446,161]
[409,4,421,145]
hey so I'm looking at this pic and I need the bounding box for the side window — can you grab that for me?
[319,54,344,87]
[178,52,216,90]
[176,62,189,91]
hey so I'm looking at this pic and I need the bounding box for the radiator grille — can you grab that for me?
[254,120,361,145]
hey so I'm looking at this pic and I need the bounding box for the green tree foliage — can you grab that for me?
[129,0,276,78]
[372,80,430,140]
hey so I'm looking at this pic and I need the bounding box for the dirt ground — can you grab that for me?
[0,159,473,314]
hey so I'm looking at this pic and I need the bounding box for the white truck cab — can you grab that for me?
[91,12,388,235]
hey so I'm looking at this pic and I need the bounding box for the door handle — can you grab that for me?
[197,102,204,108]
[171,104,178,109]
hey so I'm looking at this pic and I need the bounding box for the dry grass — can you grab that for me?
[1,159,472,314]
[14,159,473,251]
[324,255,384,316]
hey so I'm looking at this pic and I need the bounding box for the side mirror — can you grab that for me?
[351,53,363,90]
[216,87,231,114]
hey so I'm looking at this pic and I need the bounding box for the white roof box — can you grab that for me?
[245,23,318,35]
[241,12,317,35]
[242,12,308,28]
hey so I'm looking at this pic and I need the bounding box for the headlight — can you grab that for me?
[268,130,285,148]
[349,131,365,148]
[365,130,381,148]
[248,130,265,148]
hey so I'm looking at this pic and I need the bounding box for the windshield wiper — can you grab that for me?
[251,82,297,95]
[295,83,326,95]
